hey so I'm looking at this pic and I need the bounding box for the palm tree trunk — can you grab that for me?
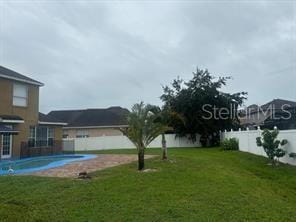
[138,147,145,171]
[161,133,168,160]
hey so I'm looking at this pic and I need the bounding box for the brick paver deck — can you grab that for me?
[29,154,155,178]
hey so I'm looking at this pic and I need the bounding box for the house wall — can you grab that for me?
[0,78,39,158]
[222,129,296,166]
[53,126,63,141]
[63,128,123,138]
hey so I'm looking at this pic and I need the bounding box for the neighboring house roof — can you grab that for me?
[261,99,296,111]
[247,104,259,114]
[248,104,259,109]
[0,65,44,86]
[47,106,129,128]
[263,107,296,130]
[238,104,259,117]
[47,110,83,124]
[240,99,296,127]
[38,113,67,126]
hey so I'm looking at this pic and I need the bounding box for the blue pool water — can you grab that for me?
[0,154,97,175]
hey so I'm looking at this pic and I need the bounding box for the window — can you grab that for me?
[28,126,36,147]
[76,130,89,138]
[63,134,69,139]
[36,126,48,147]
[48,128,54,146]
[13,83,28,107]
[28,126,54,147]
[1,125,13,157]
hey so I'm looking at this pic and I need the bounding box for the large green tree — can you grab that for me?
[161,68,247,146]
[122,102,169,170]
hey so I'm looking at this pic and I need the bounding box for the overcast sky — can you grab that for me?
[0,1,295,113]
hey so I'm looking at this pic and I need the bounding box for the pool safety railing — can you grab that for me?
[20,140,75,159]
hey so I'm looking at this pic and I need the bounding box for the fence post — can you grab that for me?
[246,127,250,152]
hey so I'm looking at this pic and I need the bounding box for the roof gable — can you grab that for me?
[261,99,296,110]
[0,66,43,86]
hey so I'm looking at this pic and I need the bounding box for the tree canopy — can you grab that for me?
[160,68,247,146]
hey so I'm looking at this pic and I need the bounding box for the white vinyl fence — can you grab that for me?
[222,129,296,166]
[63,134,201,151]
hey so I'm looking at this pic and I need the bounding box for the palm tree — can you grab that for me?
[121,102,169,171]
[150,107,185,160]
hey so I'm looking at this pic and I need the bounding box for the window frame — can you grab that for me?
[76,130,89,138]
[13,83,28,107]
[28,126,36,148]
[28,126,55,147]
[47,127,54,146]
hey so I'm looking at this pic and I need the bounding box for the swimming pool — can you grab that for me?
[0,154,97,175]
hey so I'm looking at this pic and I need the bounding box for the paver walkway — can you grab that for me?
[29,154,155,178]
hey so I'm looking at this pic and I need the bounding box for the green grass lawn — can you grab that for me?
[1,148,296,221]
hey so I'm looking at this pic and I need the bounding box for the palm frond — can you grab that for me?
[124,102,169,149]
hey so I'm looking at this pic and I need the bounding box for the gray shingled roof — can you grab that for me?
[47,107,129,128]
[39,113,67,125]
[240,99,296,126]
[47,110,83,124]
[0,66,43,86]
[261,99,296,110]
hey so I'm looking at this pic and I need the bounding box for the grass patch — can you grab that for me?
[0,148,296,221]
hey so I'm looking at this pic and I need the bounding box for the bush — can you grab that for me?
[221,138,239,150]
[256,129,287,165]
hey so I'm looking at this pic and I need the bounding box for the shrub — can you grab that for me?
[289,153,296,158]
[221,138,239,151]
[256,129,288,165]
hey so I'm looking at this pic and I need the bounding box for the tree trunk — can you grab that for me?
[272,158,277,166]
[200,134,208,147]
[161,133,168,160]
[138,147,145,171]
